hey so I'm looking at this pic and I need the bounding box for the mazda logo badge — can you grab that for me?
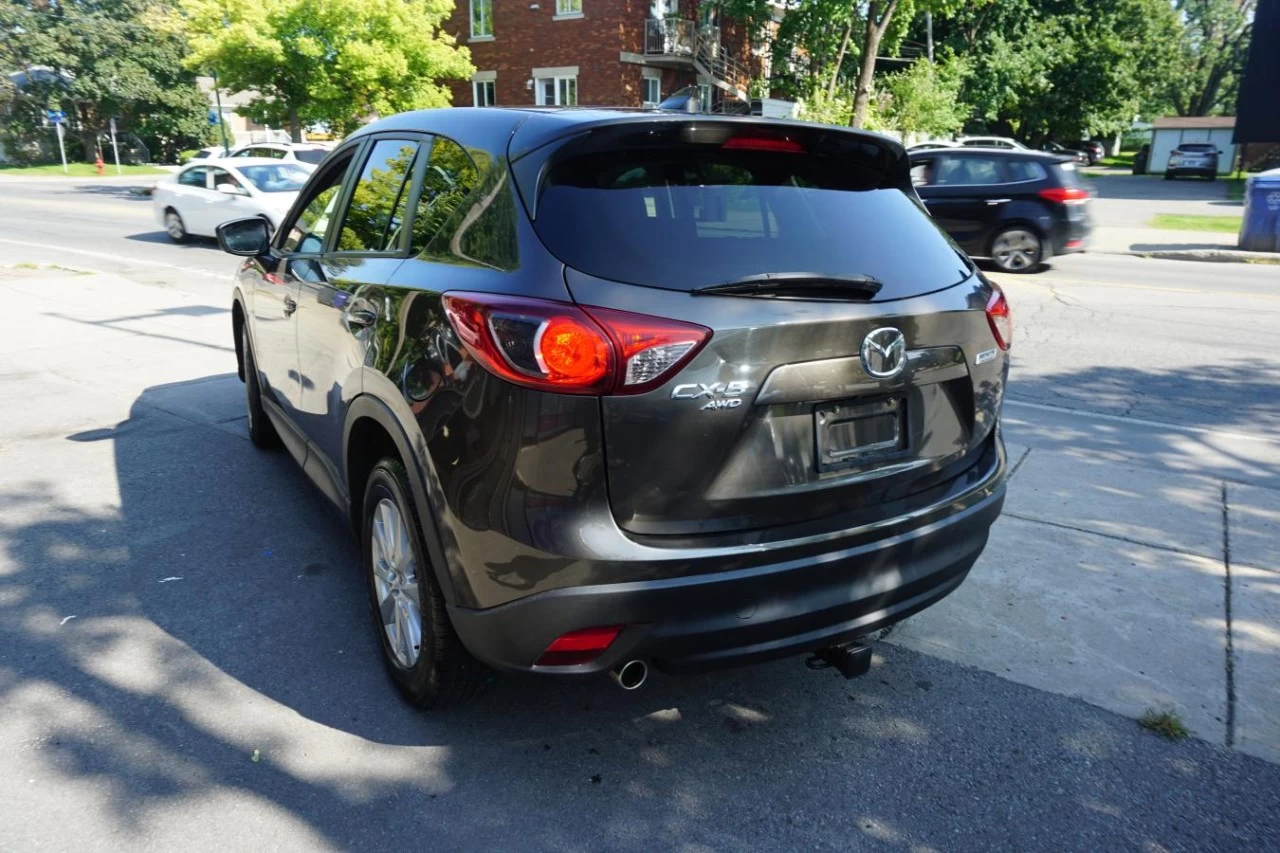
[861,327,907,379]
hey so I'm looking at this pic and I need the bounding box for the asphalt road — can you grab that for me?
[2,176,1280,851]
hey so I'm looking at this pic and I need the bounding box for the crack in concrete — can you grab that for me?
[1001,511,1211,558]
[1222,482,1237,748]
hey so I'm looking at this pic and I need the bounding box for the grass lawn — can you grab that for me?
[0,162,168,177]
[1149,213,1242,233]
[1099,151,1136,168]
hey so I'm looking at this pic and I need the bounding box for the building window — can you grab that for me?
[555,0,583,16]
[470,0,492,38]
[473,80,496,106]
[642,74,661,107]
[536,75,577,106]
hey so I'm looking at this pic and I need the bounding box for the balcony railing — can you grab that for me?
[645,17,698,57]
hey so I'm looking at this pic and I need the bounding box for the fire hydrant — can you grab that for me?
[95,153,105,176]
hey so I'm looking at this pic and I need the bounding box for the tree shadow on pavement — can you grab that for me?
[1,374,1279,849]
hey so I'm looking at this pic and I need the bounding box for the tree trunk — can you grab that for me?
[826,6,856,99]
[849,0,900,129]
[288,105,302,143]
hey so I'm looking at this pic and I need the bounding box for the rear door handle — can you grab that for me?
[986,198,1011,206]
[283,296,297,316]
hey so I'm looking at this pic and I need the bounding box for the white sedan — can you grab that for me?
[153,158,309,243]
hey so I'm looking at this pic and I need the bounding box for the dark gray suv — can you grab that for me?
[218,108,1010,708]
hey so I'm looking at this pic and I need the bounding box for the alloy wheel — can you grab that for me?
[370,498,423,668]
[164,211,185,241]
[991,229,1040,272]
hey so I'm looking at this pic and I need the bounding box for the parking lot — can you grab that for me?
[1,174,1279,850]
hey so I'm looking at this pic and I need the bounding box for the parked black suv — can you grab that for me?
[909,147,1092,273]
[219,108,1010,708]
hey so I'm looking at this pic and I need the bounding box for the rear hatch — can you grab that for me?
[514,118,1006,537]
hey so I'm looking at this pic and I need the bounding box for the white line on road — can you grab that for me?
[0,237,229,280]
[1005,398,1277,445]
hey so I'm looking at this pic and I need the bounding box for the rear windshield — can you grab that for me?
[531,146,970,293]
[1177,144,1216,152]
[295,149,329,164]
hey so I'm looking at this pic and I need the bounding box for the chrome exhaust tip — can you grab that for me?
[609,659,648,691]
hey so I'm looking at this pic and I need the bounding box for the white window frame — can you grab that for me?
[470,0,492,39]
[472,71,496,107]
[642,69,661,107]
[554,0,583,19]
[533,67,578,106]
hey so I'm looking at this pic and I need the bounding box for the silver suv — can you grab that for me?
[1165,143,1221,180]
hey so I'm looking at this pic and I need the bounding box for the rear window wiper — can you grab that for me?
[692,272,883,300]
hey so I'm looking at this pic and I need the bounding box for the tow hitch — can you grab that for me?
[805,641,873,680]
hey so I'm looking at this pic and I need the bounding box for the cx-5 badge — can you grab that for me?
[860,327,907,379]
[672,380,750,410]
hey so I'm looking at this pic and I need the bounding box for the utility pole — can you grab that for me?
[925,11,934,63]
[212,71,231,155]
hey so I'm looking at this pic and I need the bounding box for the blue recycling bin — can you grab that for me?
[1239,168,1280,252]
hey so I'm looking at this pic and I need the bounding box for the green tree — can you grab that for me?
[880,54,969,137]
[0,0,211,162]
[1168,0,1254,116]
[178,0,474,142]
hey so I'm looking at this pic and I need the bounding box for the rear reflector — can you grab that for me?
[1037,187,1090,205]
[444,292,710,395]
[536,625,623,667]
[985,284,1012,351]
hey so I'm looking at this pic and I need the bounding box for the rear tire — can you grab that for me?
[363,459,490,710]
[163,208,189,243]
[241,327,281,449]
[990,227,1043,274]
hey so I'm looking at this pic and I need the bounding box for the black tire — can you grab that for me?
[363,459,490,709]
[1207,173,1217,182]
[1164,171,1174,180]
[163,208,189,243]
[989,226,1043,274]
[241,326,281,449]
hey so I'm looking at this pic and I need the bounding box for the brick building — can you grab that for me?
[444,0,765,112]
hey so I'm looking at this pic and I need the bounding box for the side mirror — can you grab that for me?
[217,183,244,196]
[216,217,272,256]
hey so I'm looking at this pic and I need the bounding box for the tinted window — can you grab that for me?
[337,139,420,253]
[178,167,207,188]
[1178,143,1216,152]
[230,148,252,158]
[413,137,478,251]
[281,154,352,254]
[1007,160,1047,182]
[909,159,935,186]
[532,147,969,292]
[295,149,328,165]
[934,156,1005,185]
[239,163,311,193]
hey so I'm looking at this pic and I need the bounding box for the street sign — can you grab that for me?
[208,110,219,126]
[47,109,65,124]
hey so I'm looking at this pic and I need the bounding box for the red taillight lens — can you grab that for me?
[1037,187,1090,205]
[536,625,623,667]
[443,292,710,395]
[723,135,805,154]
[985,284,1012,351]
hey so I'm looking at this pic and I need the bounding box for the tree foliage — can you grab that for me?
[0,0,211,162]
[178,0,474,141]
[880,54,969,137]
[1167,0,1255,116]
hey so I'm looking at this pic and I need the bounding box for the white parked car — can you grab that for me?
[957,136,1028,150]
[224,141,332,166]
[906,140,958,152]
[153,158,309,243]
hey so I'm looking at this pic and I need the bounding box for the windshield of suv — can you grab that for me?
[532,146,969,294]
[238,164,311,193]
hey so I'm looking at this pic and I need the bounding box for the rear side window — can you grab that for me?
[531,141,969,293]
[1007,160,1047,182]
[413,137,478,250]
[178,167,207,188]
[934,156,1005,185]
[337,139,420,253]
[296,148,328,164]
[1055,161,1083,188]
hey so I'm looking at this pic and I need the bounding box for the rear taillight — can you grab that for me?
[1037,187,1090,205]
[985,284,1012,351]
[443,292,711,395]
[536,625,623,667]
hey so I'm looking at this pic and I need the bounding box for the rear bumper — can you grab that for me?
[1167,166,1216,178]
[449,437,1007,675]
[1050,213,1091,256]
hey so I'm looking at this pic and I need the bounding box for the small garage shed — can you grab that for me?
[1149,116,1238,175]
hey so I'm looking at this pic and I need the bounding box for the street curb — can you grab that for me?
[1133,248,1280,265]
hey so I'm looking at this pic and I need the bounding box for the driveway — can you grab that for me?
[1085,172,1244,253]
